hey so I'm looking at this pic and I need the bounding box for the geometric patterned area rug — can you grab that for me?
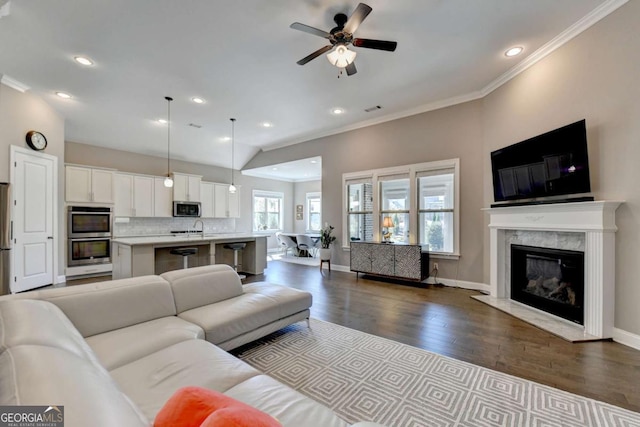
[233,319,640,427]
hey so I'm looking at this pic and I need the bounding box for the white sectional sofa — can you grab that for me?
[0,265,382,427]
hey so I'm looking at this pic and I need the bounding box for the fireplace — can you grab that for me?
[483,200,621,340]
[511,244,584,325]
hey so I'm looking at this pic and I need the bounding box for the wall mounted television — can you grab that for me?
[491,119,592,206]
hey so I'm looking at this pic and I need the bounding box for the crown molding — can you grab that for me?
[482,0,628,96]
[0,74,30,92]
[263,0,627,152]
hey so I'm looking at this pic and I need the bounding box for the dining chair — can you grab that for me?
[278,233,299,257]
[296,234,318,258]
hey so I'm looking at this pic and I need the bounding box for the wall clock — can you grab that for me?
[25,130,47,151]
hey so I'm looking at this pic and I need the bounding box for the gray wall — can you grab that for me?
[481,1,640,335]
[245,1,640,336]
[293,180,321,234]
[245,100,485,282]
[65,141,294,250]
[0,84,66,278]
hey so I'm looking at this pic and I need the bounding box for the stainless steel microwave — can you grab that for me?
[173,201,201,217]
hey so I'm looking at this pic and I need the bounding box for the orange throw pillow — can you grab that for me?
[154,386,281,427]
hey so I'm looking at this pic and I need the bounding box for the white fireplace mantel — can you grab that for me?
[483,201,623,339]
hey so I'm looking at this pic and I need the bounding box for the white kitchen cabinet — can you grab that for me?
[111,242,132,280]
[200,182,215,218]
[154,177,173,217]
[65,165,114,203]
[172,173,201,202]
[114,174,133,217]
[213,183,240,218]
[114,173,154,217]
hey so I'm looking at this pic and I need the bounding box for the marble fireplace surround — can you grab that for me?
[478,201,622,341]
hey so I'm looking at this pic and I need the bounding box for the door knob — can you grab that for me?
[47,236,53,239]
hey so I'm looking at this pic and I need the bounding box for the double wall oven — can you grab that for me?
[67,206,113,267]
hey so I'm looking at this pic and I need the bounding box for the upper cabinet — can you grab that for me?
[66,166,114,203]
[154,177,173,217]
[200,182,215,218]
[114,173,154,217]
[213,183,240,218]
[172,173,201,202]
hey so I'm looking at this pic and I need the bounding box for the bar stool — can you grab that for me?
[224,243,246,279]
[170,247,198,269]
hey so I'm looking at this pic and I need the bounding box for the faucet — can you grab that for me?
[192,219,204,237]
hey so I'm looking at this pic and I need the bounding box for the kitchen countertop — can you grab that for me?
[112,233,269,246]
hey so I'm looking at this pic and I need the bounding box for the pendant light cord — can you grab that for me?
[230,118,236,186]
[165,96,173,177]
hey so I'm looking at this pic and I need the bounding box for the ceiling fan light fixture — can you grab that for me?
[327,44,356,68]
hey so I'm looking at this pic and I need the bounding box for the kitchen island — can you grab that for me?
[111,234,267,279]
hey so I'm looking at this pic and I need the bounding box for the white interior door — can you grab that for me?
[12,149,55,292]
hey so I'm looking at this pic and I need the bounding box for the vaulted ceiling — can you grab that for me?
[0,0,617,171]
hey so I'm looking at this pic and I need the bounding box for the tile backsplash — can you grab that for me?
[113,217,236,237]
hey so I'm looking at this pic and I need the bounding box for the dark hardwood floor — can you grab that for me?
[244,260,640,413]
[68,260,640,413]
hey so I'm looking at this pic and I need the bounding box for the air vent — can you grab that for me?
[364,105,382,112]
[188,123,202,128]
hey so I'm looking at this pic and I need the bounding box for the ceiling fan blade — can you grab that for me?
[296,45,334,65]
[290,22,332,39]
[345,62,357,76]
[343,3,372,34]
[352,38,398,52]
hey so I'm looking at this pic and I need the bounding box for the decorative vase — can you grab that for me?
[319,248,331,261]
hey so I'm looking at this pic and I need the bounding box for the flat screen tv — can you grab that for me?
[491,119,592,205]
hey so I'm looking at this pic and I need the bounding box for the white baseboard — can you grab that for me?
[56,275,66,284]
[612,327,640,350]
[435,277,490,293]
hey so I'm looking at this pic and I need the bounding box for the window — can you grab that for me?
[306,192,321,232]
[417,168,455,253]
[343,159,459,257]
[379,175,409,243]
[346,179,373,242]
[253,191,283,232]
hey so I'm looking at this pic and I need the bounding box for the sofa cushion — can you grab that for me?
[3,275,176,337]
[154,386,281,427]
[86,316,205,370]
[110,339,261,421]
[225,375,349,427]
[161,265,243,313]
[0,345,148,427]
[178,285,312,346]
[0,299,104,369]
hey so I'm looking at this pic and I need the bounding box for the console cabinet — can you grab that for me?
[350,242,429,281]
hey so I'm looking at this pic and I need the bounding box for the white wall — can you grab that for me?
[293,180,321,234]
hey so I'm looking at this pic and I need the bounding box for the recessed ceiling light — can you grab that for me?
[55,92,72,99]
[331,108,344,115]
[272,167,278,171]
[505,46,523,57]
[310,160,318,164]
[74,56,94,66]
[157,119,168,124]
[191,97,205,104]
[262,122,273,128]
[219,136,231,142]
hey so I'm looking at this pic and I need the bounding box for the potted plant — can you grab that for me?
[319,223,336,261]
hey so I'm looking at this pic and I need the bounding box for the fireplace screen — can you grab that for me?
[511,244,584,325]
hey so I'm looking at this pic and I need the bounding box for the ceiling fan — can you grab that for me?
[290,3,397,76]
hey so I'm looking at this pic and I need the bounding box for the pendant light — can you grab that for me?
[228,118,237,194]
[163,96,174,188]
